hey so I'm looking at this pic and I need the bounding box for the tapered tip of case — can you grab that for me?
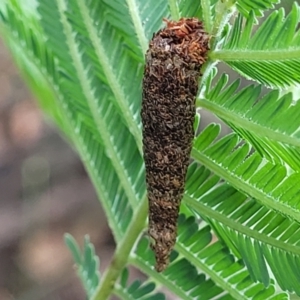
[149,225,176,272]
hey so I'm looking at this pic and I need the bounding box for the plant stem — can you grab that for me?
[91,196,148,300]
[211,49,300,61]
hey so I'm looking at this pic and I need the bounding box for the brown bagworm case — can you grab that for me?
[141,18,209,272]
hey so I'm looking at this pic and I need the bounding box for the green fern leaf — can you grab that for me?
[0,4,67,130]
[96,0,144,60]
[1,3,144,241]
[131,216,288,299]
[178,0,212,19]
[132,237,237,300]
[81,0,168,57]
[236,0,280,17]
[191,122,300,225]
[64,234,100,298]
[115,269,165,300]
[199,69,300,170]
[38,0,149,236]
[211,4,300,88]
[38,0,144,148]
[185,151,300,294]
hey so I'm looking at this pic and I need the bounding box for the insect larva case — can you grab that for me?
[141,18,209,272]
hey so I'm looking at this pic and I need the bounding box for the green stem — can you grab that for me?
[91,196,148,300]
[211,49,300,61]
[168,0,180,20]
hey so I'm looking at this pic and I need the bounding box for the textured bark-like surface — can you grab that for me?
[141,18,209,272]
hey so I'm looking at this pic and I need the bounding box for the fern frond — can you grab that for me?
[184,132,300,294]
[1,32,68,134]
[125,0,168,53]
[38,0,148,229]
[39,0,143,150]
[65,234,100,298]
[132,237,237,300]
[101,0,168,55]
[211,4,300,88]
[1,3,142,241]
[202,70,300,147]
[96,0,144,59]
[63,0,145,202]
[184,162,300,295]
[114,269,165,300]
[178,0,219,34]
[131,217,288,299]
[0,1,71,137]
[199,70,300,170]
[211,219,300,295]
[236,0,280,17]
[178,0,206,19]
[191,122,300,225]
[229,123,300,171]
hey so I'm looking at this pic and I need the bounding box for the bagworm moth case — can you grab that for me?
[141,18,209,272]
